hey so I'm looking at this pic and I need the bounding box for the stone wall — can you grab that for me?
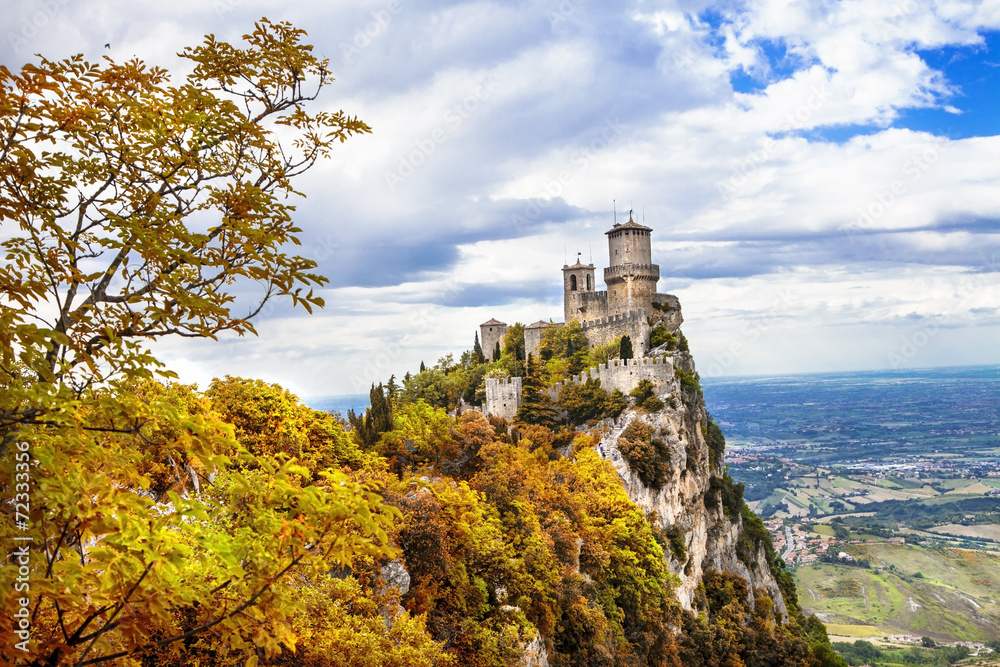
[564,289,608,324]
[550,354,675,398]
[485,377,522,420]
[580,309,651,352]
[524,321,552,360]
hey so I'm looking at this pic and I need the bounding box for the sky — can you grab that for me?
[3,0,999,398]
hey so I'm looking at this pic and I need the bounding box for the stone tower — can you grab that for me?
[484,376,522,420]
[524,320,552,359]
[605,215,659,316]
[480,318,507,361]
[562,255,604,324]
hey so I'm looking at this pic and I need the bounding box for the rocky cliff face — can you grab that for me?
[595,343,789,620]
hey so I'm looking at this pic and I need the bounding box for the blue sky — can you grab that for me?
[3,0,998,396]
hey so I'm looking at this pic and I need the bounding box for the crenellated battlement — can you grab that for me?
[604,263,660,282]
[579,308,649,331]
[549,354,676,398]
[484,376,522,420]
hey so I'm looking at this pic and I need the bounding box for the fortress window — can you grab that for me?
[570,275,577,291]
[586,274,591,290]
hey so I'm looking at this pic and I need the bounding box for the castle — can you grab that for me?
[481,215,683,419]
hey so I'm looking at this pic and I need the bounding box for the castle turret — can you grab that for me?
[605,215,659,317]
[484,376,521,420]
[480,318,508,361]
[563,254,606,323]
[524,320,552,359]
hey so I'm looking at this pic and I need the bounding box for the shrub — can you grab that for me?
[630,379,657,407]
[649,324,677,350]
[674,368,701,395]
[665,525,687,563]
[702,417,726,467]
[641,395,664,412]
[618,421,672,490]
[708,472,744,521]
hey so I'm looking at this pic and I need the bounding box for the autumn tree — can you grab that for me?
[557,377,626,425]
[0,20,399,667]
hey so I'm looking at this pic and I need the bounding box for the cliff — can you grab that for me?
[594,347,789,620]
[376,298,844,666]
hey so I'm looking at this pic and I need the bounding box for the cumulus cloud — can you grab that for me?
[2,0,998,396]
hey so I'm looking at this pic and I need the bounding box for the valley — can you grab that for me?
[704,366,1000,646]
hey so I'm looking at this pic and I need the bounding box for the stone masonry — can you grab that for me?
[481,213,684,417]
[480,318,507,361]
[484,377,521,420]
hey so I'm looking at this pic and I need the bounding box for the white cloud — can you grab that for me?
[4,0,999,395]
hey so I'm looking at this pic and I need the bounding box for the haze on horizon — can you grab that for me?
[4,0,998,397]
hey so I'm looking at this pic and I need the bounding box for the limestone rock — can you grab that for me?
[380,559,411,596]
[519,634,550,667]
[594,348,788,619]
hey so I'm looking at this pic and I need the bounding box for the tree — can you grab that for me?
[348,382,395,448]
[620,335,634,360]
[473,332,486,364]
[516,354,557,426]
[208,375,369,471]
[501,322,525,361]
[649,324,677,350]
[539,320,589,381]
[630,378,663,412]
[557,378,625,425]
[1,21,369,405]
[0,21,396,666]
[493,341,502,361]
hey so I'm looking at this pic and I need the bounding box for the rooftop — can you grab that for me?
[606,219,653,235]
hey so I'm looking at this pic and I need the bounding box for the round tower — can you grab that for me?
[562,257,596,323]
[604,214,659,316]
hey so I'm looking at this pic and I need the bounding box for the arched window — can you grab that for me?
[570,275,577,291]
[586,274,591,290]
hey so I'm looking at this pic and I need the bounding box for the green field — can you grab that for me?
[794,543,1000,642]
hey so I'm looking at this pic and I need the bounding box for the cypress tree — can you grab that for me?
[620,335,633,360]
[473,332,485,364]
[493,341,501,361]
[347,382,394,447]
[420,360,426,372]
